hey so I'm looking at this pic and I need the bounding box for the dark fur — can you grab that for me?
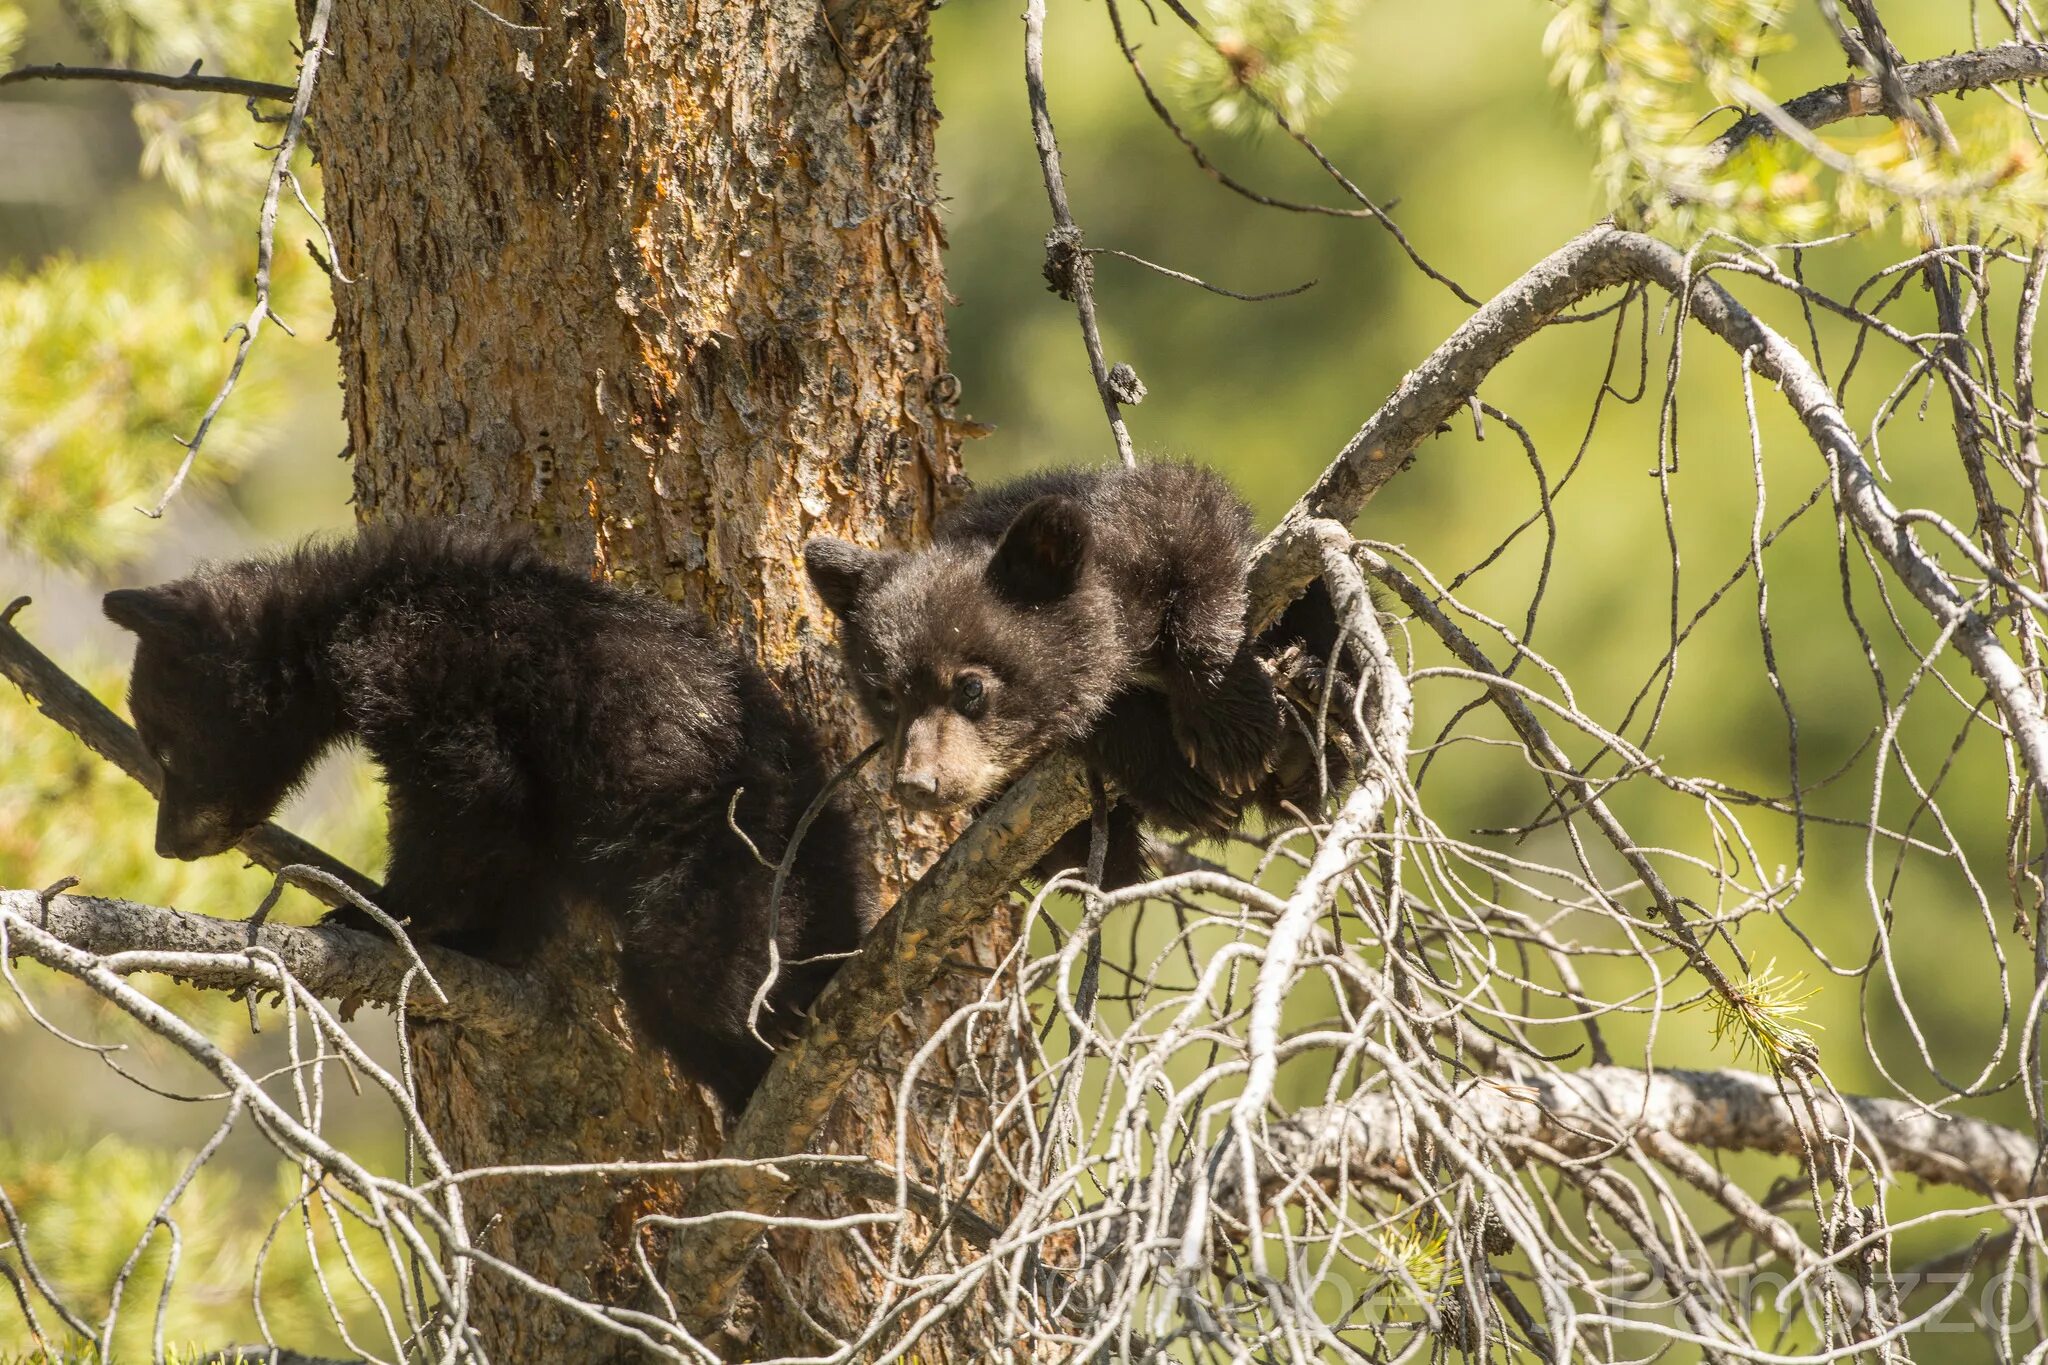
[805,462,1348,884]
[105,522,869,1110]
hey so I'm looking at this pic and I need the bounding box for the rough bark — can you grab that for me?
[305,0,1000,1355]
[1277,1065,2042,1203]
[0,889,544,1032]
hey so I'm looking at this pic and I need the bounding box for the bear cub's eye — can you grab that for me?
[951,673,987,719]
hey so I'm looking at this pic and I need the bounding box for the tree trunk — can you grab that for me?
[307,1,1004,1355]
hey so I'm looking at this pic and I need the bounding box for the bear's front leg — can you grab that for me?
[329,794,560,963]
[1082,688,1239,835]
[1030,799,1153,892]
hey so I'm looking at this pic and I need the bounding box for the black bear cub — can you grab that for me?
[106,522,869,1110]
[806,461,1323,884]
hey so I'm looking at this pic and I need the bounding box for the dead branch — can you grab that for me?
[1614,231,2048,805]
[1276,1065,2042,1204]
[0,889,547,1032]
[1249,224,1647,619]
[1251,224,2048,801]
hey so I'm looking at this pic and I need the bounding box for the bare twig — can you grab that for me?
[0,61,297,102]
[1106,0,1481,307]
[144,0,335,518]
[1024,0,1136,467]
[1088,247,1316,303]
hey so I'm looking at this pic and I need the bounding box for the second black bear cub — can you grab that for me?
[804,462,1281,845]
[105,522,869,1110]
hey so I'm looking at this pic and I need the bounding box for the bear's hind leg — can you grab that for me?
[615,950,777,1113]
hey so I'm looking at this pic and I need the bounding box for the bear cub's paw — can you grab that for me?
[1166,644,1282,797]
[317,902,391,939]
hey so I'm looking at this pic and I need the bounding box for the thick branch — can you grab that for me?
[1706,40,2048,165]
[0,63,297,102]
[672,750,1094,1328]
[0,601,370,907]
[1278,1065,2042,1203]
[1,889,548,1032]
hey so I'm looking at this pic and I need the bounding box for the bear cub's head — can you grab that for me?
[105,574,334,862]
[805,495,1127,813]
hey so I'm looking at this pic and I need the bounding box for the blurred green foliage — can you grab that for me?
[1547,0,2048,240]
[0,0,2041,1353]
[0,231,328,567]
[1170,0,1359,134]
[0,1132,406,1359]
[0,0,328,564]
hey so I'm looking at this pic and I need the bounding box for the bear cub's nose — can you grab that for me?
[893,769,944,808]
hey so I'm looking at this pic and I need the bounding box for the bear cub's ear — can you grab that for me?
[805,538,895,619]
[986,495,1090,607]
[103,586,199,647]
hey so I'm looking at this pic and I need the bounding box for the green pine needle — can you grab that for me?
[1688,959,1822,1073]
[1368,1212,1461,1312]
[1172,0,1358,135]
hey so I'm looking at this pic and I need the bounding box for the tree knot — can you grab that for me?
[1042,224,1087,300]
[1107,362,1146,405]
